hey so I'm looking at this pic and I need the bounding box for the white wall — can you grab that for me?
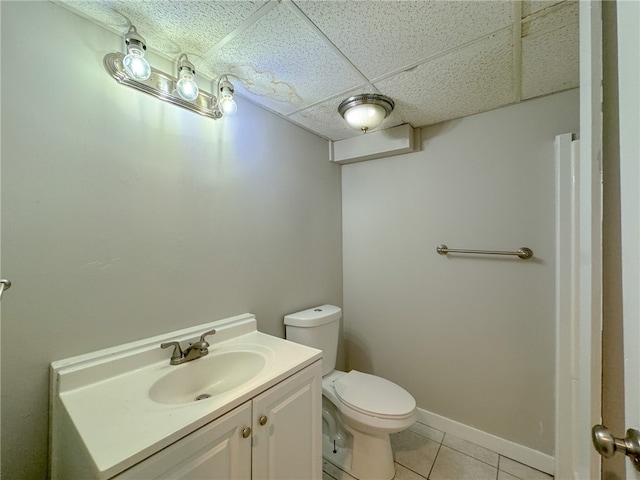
[342,89,579,456]
[0,3,342,479]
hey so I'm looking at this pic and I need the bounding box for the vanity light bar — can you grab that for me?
[103,52,226,120]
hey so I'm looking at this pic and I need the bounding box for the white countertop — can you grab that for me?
[50,314,322,479]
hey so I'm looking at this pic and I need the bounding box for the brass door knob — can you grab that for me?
[242,427,251,438]
[259,415,268,426]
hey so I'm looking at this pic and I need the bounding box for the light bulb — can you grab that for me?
[123,47,151,81]
[176,69,199,101]
[220,96,237,116]
[217,77,237,116]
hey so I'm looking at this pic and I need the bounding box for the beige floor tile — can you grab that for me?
[393,462,428,480]
[408,422,445,444]
[499,457,553,480]
[391,429,441,477]
[323,459,358,480]
[429,446,498,480]
[442,433,499,467]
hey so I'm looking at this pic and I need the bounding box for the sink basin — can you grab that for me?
[149,349,267,404]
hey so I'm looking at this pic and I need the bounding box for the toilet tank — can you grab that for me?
[284,305,342,376]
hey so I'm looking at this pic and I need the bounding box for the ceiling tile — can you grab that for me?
[57,0,579,140]
[196,2,365,115]
[61,1,267,56]
[294,0,513,80]
[288,88,406,141]
[373,29,514,128]
[521,2,579,99]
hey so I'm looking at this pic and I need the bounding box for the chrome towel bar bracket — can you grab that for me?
[436,245,533,260]
[0,279,12,301]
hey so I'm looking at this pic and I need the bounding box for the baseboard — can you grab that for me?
[416,408,555,475]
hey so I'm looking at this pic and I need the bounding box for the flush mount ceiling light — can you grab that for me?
[338,94,394,133]
[103,26,238,120]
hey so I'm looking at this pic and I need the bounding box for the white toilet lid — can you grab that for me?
[334,370,416,418]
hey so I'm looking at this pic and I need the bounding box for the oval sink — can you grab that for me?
[149,350,267,404]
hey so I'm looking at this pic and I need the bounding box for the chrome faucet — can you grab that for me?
[161,329,217,365]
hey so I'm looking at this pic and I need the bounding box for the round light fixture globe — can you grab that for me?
[338,94,394,133]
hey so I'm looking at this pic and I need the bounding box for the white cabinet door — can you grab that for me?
[251,361,322,480]
[114,402,252,480]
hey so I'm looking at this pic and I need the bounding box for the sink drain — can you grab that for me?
[195,394,212,401]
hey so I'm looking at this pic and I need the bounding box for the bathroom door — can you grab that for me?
[617,1,640,478]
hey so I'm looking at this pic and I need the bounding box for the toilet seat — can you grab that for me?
[334,370,416,419]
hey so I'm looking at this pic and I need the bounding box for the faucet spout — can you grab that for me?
[161,329,217,365]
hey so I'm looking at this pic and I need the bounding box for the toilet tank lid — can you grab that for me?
[284,305,342,327]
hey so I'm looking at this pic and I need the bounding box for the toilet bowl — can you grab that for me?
[284,305,417,480]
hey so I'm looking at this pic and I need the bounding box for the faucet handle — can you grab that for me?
[161,341,183,361]
[199,329,217,344]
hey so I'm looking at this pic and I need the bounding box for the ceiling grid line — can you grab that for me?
[195,0,280,66]
[367,25,513,87]
[56,0,579,141]
[284,0,376,89]
[521,0,573,24]
[285,24,513,119]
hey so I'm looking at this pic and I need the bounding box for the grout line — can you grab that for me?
[427,441,444,479]
[322,459,355,480]
[394,462,429,480]
[438,443,502,471]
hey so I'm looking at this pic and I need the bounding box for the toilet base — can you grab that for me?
[321,428,395,480]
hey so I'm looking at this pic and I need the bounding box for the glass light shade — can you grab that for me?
[343,103,387,132]
[123,48,151,81]
[176,70,199,101]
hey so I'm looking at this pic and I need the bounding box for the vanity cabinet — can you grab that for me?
[114,361,322,480]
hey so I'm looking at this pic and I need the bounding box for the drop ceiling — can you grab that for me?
[57,0,579,141]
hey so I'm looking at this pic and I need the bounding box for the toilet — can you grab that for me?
[284,305,417,480]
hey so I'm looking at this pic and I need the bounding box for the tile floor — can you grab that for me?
[322,421,554,480]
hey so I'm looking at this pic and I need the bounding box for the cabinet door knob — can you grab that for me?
[259,415,268,426]
[242,427,251,438]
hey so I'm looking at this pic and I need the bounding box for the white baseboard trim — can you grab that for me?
[416,408,555,475]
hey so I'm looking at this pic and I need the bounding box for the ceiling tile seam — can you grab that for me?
[282,82,370,117]
[366,24,513,87]
[513,1,523,103]
[287,23,515,119]
[522,21,579,41]
[521,0,572,23]
[284,0,376,89]
[195,0,280,65]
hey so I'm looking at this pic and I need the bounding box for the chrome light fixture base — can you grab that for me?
[104,52,225,120]
[338,94,394,133]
